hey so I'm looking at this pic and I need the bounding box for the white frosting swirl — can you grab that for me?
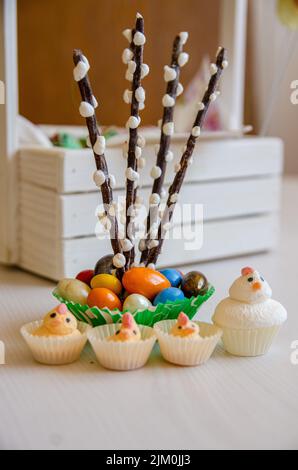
[213,298,287,329]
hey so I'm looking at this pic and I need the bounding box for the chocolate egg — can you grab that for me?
[90,273,122,295]
[123,294,152,313]
[159,269,182,288]
[181,271,208,298]
[121,290,130,302]
[94,254,114,276]
[153,287,185,306]
[87,287,122,311]
[76,269,94,286]
[56,278,91,305]
[122,267,170,300]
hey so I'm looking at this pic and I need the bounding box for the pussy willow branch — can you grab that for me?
[146,47,227,266]
[73,49,124,277]
[140,34,184,265]
[125,16,144,269]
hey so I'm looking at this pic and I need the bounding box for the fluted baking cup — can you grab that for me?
[217,324,282,357]
[53,285,214,328]
[87,324,156,371]
[154,320,222,366]
[20,321,90,365]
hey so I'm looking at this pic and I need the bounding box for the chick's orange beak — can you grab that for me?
[50,318,63,327]
[252,281,262,291]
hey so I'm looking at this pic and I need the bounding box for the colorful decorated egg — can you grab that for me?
[159,268,182,288]
[87,287,122,310]
[90,273,122,295]
[56,278,91,305]
[123,293,152,313]
[181,271,208,298]
[94,254,114,276]
[122,267,170,300]
[153,287,185,306]
[76,269,94,286]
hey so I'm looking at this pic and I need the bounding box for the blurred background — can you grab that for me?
[17,0,298,173]
[18,0,221,127]
[1,0,297,276]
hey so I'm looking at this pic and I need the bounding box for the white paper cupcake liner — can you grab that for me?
[21,320,90,365]
[154,320,222,366]
[217,324,282,357]
[87,324,157,371]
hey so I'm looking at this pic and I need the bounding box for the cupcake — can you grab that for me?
[212,267,287,356]
[154,312,222,366]
[87,312,156,370]
[21,304,90,365]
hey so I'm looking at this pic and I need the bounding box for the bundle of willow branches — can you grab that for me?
[73,13,227,278]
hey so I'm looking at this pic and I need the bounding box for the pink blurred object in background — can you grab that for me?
[174,55,223,133]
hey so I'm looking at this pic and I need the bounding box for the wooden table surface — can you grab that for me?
[0,177,297,450]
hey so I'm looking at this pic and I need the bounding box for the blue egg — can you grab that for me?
[153,287,185,306]
[159,269,182,288]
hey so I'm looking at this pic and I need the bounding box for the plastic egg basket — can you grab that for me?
[53,285,215,328]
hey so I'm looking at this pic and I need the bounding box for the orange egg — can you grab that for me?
[87,288,122,311]
[122,267,170,300]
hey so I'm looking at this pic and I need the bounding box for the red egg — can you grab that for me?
[76,269,94,287]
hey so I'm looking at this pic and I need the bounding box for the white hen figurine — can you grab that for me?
[212,267,287,356]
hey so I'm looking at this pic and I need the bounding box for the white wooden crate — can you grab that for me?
[18,136,283,280]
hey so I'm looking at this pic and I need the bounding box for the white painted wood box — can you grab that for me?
[18,136,283,280]
[1,0,284,281]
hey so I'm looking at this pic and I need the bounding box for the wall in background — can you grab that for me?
[18,0,297,173]
[17,0,220,126]
[247,0,298,174]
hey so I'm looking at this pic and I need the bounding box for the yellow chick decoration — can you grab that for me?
[170,312,200,338]
[33,304,80,337]
[108,312,141,342]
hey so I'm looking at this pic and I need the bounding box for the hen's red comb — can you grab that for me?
[241,266,254,276]
[177,312,188,326]
[56,304,68,315]
[122,312,133,329]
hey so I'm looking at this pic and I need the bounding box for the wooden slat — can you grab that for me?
[19,214,279,280]
[19,137,283,192]
[20,176,281,239]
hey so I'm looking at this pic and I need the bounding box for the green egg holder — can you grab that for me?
[52,285,215,328]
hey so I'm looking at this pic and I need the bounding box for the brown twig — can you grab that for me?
[140,33,187,265]
[145,47,228,267]
[73,49,125,276]
[123,14,146,270]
